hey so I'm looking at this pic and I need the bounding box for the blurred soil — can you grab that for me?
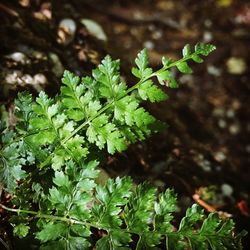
[0,0,249,248]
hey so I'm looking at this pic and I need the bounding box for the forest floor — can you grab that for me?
[0,0,249,248]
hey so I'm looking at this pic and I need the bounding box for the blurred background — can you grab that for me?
[0,0,249,248]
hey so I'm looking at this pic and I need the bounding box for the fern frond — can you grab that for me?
[1,43,244,249]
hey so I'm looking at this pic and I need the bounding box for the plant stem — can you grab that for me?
[0,203,95,228]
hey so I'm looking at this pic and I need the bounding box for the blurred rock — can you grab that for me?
[33,2,52,21]
[246,145,250,154]
[194,154,212,172]
[156,1,174,11]
[229,123,240,135]
[226,57,247,75]
[221,183,233,197]
[49,53,64,77]
[19,0,30,7]
[5,70,22,84]
[203,31,213,42]
[214,151,226,162]
[81,19,107,41]
[32,51,47,61]
[218,119,227,128]
[213,107,225,117]
[21,74,33,85]
[226,109,235,118]
[152,30,163,40]
[57,18,77,46]
[143,40,154,50]
[34,73,47,85]
[204,19,213,28]
[207,65,222,77]
[6,52,29,65]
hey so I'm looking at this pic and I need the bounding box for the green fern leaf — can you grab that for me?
[1,43,244,250]
[178,204,204,232]
[96,230,131,250]
[124,183,156,233]
[132,48,153,79]
[14,92,34,132]
[61,71,102,122]
[156,70,178,88]
[0,141,28,193]
[195,43,216,56]
[13,224,30,238]
[92,177,132,228]
[136,232,161,250]
[93,55,126,100]
[182,44,192,57]
[137,80,168,102]
[176,61,193,74]
[36,222,68,242]
[154,189,177,233]
[87,114,126,153]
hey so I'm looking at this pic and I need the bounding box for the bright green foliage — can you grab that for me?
[61,71,102,122]
[13,224,30,238]
[0,43,246,249]
[155,43,216,88]
[96,229,131,250]
[92,177,132,228]
[0,126,31,192]
[124,183,156,233]
[132,48,153,79]
[15,92,34,132]
[92,56,126,100]
[59,54,161,155]
[3,182,245,249]
[154,189,177,233]
[138,79,168,102]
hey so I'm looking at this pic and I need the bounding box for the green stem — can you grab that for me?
[0,203,146,238]
[0,203,95,228]
[0,203,234,246]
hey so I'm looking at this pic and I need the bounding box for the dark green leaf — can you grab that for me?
[15,92,34,132]
[178,204,204,232]
[36,222,68,242]
[96,236,110,250]
[13,224,30,238]
[92,177,132,228]
[68,236,91,250]
[124,183,156,233]
[136,232,161,250]
[0,142,28,193]
[154,189,177,233]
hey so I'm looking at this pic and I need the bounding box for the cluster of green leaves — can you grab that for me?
[3,175,244,249]
[0,43,246,249]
